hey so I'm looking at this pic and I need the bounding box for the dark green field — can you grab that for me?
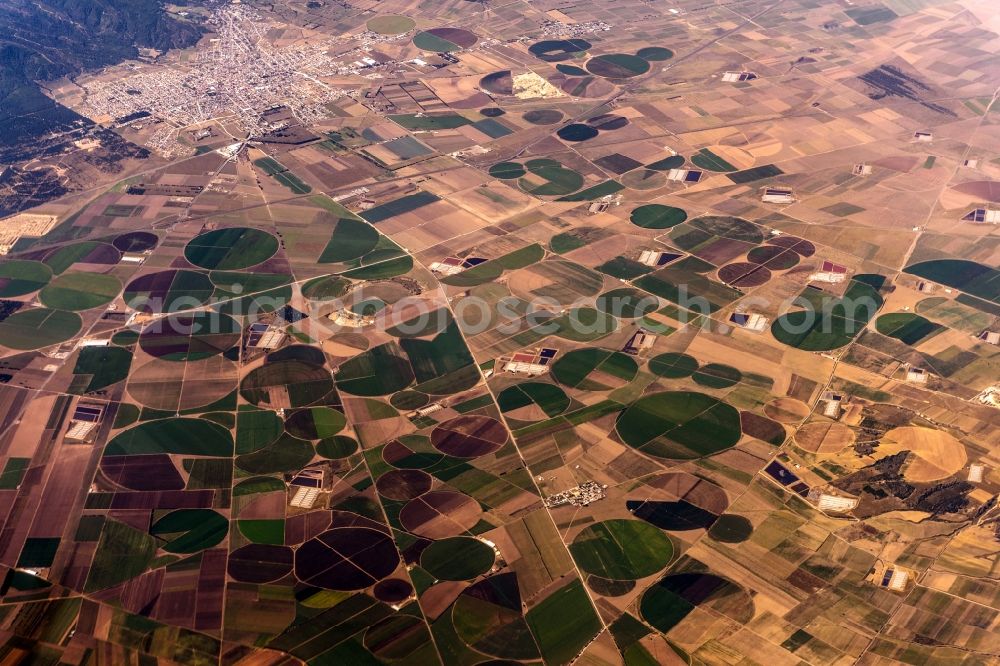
[551,348,638,389]
[630,204,688,229]
[569,519,673,579]
[771,278,885,351]
[185,227,278,270]
[875,312,942,345]
[617,391,742,459]
[421,537,495,580]
[0,260,52,297]
[104,418,234,456]
[904,259,1000,304]
[0,308,82,349]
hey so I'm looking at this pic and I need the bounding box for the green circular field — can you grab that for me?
[421,537,495,581]
[637,46,674,61]
[236,433,315,474]
[771,279,883,351]
[39,272,122,311]
[301,275,351,300]
[284,407,347,439]
[595,288,659,319]
[150,509,228,553]
[586,53,651,78]
[551,348,638,390]
[390,390,429,410]
[0,308,82,349]
[335,344,414,396]
[412,27,477,52]
[489,161,527,180]
[708,514,753,543]
[616,391,742,459]
[518,159,584,197]
[318,218,379,264]
[105,418,234,456]
[692,363,742,389]
[874,312,940,345]
[366,14,415,35]
[138,311,241,361]
[184,227,278,270]
[570,519,673,580]
[497,382,570,418]
[316,435,359,459]
[641,573,753,633]
[0,260,52,297]
[123,269,215,313]
[630,204,687,229]
[648,352,699,378]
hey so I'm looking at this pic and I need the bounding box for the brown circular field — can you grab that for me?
[228,544,294,583]
[878,426,967,482]
[480,70,513,95]
[522,109,563,125]
[795,422,855,455]
[764,397,811,423]
[746,245,800,270]
[399,491,483,538]
[373,578,413,603]
[127,356,237,412]
[415,27,478,49]
[621,169,667,190]
[431,416,507,458]
[295,527,400,590]
[560,76,615,98]
[376,469,433,500]
[113,231,158,253]
[382,438,443,469]
[718,262,772,288]
[766,235,816,257]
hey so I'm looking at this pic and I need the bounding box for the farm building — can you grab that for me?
[722,71,757,82]
[729,312,768,332]
[666,168,702,182]
[853,163,873,176]
[761,187,795,204]
[963,208,1000,223]
[622,328,656,355]
[977,330,1000,345]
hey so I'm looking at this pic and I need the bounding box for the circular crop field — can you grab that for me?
[366,14,415,35]
[241,359,335,409]
[596,287,659,319]
[691,363,742,389]
[0,260,52,297]
[689,215,763,244]
[528,38,591,62]
[617,391,742,459]
[631,204,687,229]
[0,308,82,350]
[150,509,227,553]
[767,235,816,257]
[878,426,967,482]
[569,519,673,580]
[376,469,432,501]
[382,436,443,469]
[431,416,507,458]
[522,109,563,125]
[316,435,359,459]
[113,231,159,253]
[560,75,616,98]
[301,275,351,301]
[480,107,505,117]
[556,63,588,76]
[236,433,314,474]
[647,154,686,171]
[718,262,772,288]
[106,417,233,456]
[551,348,638,390]
[637,46,674,61]
[39,272,121,311]
[746,245,800,270]
[621,169,667,190]
[124,269,214,313]
[296,527,399,590]
[318,218,380,264]
[399,490,482,538]
[518,159,584,196]
[588,576,635,597]
[373,578,413,603]
[489,161,526,179]
[334,343,414,397]
[648,352,699,378]
[795,421,855,455]
[586,53,650,78]
[641,572,753,633]
[185,227,278,270]
[480,70,513,95]
[421,536,495,581]
[497,382,570,420]
[764,397,811,423]
[390,390,429,410]
[284,407,346,440]
[228,544,293,583]
[412,27,478,52]
[708,515,753,543]
[138,311,240,361]
[875,312,940,345]
[556,123,598,142]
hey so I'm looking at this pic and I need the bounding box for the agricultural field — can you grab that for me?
[0,0,999,665]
